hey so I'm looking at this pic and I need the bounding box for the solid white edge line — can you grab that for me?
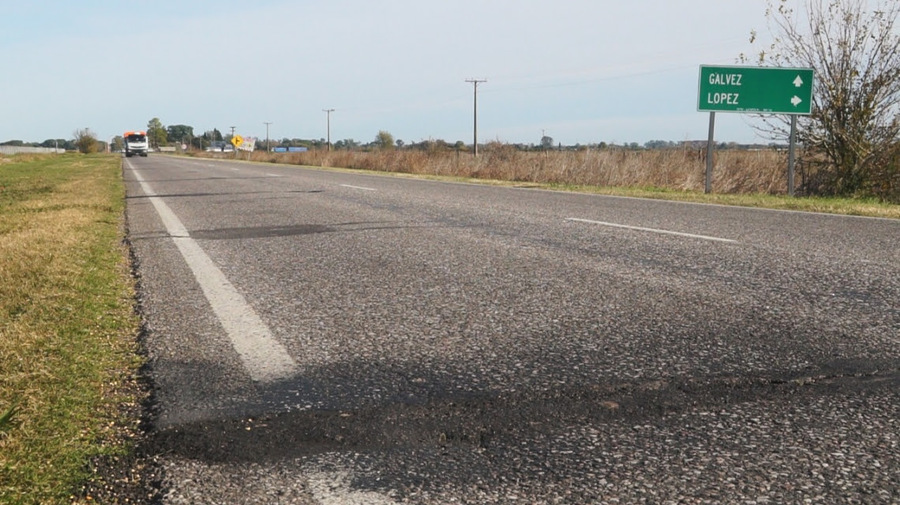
[128,160,298,383]
[340,184,377,191]
[566,218,738,243]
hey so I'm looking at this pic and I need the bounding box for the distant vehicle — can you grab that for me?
[206,140,233,152]
[124,131,149,157]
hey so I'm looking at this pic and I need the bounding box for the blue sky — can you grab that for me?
[1,0,778,146]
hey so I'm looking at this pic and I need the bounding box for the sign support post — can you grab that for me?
[788,115,798,197]
[706,112,716,194]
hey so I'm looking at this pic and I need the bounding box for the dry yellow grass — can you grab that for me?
[235,146,792,194]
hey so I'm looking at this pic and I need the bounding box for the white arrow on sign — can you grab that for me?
[793,75,804,87]
[791,96,803,107]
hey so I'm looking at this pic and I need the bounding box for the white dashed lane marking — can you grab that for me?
[340,184,377,191]
[566,217,738,243]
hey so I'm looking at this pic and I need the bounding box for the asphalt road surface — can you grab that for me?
[124,155,899,504]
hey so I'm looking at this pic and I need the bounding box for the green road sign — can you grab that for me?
[698,65,814,115]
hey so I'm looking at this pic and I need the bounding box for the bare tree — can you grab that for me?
[749,0,900,198]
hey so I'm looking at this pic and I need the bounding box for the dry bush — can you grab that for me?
[228,145,794,195]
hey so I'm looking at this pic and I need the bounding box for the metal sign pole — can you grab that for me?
[706,112,716,194]
[788,115,798,197]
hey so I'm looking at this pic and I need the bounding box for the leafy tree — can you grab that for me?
[749,0,900,199]
[73,128,99,154]
[277,138,308,148]
[39,139,68,150]
[204,129,223,142]
[147,117,167,147]
[540,135,554,150]
[0,140,25,146]
[111,136,125,152]
[335,138,360,150]
[374,130,395,150]
[645,140,676,150]
[166,124,194,143]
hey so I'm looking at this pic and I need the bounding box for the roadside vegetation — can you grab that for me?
[0,154,142,504]
[747,0,900,202]
[2,129,103,154]
[188,146,899,219]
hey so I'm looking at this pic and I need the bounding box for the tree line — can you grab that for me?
[0,138,80,151]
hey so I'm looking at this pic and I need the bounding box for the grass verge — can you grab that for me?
[190,149,900,219]
[542,183,900,219]
[0,154,142,504]
[190,150,900,220]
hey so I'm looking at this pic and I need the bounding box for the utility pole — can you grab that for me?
[465,79,487,156]
[263,121,272,152]
[323,109,335,151]
[230,126,236,140]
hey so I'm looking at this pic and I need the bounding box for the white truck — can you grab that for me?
[123,131,149,157]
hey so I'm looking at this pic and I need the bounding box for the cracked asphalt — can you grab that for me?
[123,155,899,504]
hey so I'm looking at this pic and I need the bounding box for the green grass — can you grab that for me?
[0,154,141,504]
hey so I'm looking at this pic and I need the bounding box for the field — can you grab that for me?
[0,154,141,504]
[238,146,790,192]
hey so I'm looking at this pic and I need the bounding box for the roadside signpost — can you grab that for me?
[697,65,814,195]
[698,66,813,114]
[236,137,257,152]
